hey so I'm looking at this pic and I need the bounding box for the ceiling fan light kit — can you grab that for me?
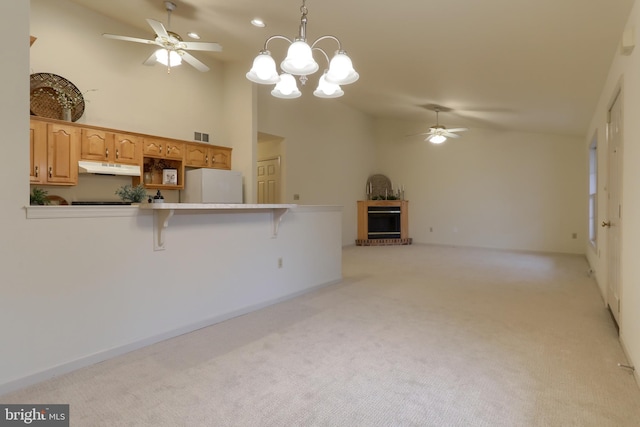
[102,1,222,73]
[246,0,359,99]
[429,134,447,144]
[421,107,468,144]
[155,48,182,67]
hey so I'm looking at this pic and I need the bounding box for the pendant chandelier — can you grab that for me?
[246,0,359,99]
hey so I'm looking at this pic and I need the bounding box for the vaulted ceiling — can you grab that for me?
[69,0,634,136]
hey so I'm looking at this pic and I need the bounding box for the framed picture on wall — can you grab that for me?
[162,169,178,185]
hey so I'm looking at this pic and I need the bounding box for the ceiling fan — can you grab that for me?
[418,107,468,144]
[102,1,222,73]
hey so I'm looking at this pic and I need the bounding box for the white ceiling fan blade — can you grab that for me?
[445,128,469,133]
[143,52,158,66]
[146,18,169,38]
[180,51,210,72]
[103,33,156,45]
[404,131,434,137]
[442,132,461,138]
[180,41,223,52]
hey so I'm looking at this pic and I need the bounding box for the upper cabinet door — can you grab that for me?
[30,120,46,184]
[46,123,79,185]
[113,133,141,165]
[185,143,208,168]
[143,138,164,157]
[209,147,232,169]
[81,128,113,162]
[165,141,184,160]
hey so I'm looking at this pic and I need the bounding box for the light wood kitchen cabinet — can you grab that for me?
[113,133,141,165]
[185,143,209,168]
[142,138,164,157]
[143,138,184,159]
[30,120,47,184]
[30,118,80,185]
[30,117,231,189]
[80,128,112,162]
[185,142,232,169]
[46,122,80,185]
[165,141,184,159]
[138,138,185,190]
[209,146,231,169]
[82,129,141,166]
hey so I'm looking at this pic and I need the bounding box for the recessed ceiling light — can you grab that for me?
[251,18,265,28]
[187,32,201,40]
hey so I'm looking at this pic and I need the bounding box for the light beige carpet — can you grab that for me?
[3,244,640,426]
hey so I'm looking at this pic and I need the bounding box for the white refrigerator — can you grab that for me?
[181,169,243,203]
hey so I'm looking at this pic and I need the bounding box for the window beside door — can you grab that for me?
[589,133,598,248]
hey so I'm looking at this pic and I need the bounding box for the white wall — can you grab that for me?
[257,86,376,246]
[374,119,587,254]
[0,206,342,394]
[0,0,342,395]
[585,1,640,383]
[223,61,257,203]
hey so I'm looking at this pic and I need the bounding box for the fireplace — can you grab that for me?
[356,200,412,246]
[367,206,401,239]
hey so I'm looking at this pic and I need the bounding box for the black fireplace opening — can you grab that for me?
[368,206,401,239]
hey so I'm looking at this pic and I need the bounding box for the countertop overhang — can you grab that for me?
[26,203,301,251]
[140,203,297,250]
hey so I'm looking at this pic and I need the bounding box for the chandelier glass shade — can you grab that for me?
[155,49,182,67]
[271,73,302,99]
[246,0,358,98]
[281,40,319,75]
[313,71,344,98]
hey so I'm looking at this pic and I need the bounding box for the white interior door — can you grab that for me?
[257,157,281,204]
[605,91,623,326]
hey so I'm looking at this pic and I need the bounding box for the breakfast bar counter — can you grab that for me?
[139,203,297,250]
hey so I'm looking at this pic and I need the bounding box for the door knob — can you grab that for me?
[602,221,612,228]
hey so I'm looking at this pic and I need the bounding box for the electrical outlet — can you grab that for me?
[293,194,300,200]
[429,227,433,232]
[278,257,283,268]
[572,233,577,239]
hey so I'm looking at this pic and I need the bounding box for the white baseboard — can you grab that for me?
[0,279,340,397]
[619,335,640,390]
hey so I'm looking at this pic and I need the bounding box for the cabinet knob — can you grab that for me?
[106,148,109,157]
[34,165,39,177]
[116,149,119,159]
[48,166,52,178]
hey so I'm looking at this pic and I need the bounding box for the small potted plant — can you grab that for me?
[115,184,148,204]
[30,187,50,205]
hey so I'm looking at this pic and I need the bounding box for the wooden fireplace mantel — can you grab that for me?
[356,200,412,246]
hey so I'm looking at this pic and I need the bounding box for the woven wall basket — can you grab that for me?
[30,73,85,122]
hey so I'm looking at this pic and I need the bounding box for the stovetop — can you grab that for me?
[71,201,132,206]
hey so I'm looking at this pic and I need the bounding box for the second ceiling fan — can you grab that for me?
[103,1,222,73]
[419,107,468,144]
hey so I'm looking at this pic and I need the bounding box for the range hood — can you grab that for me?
[78,161,141,176]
